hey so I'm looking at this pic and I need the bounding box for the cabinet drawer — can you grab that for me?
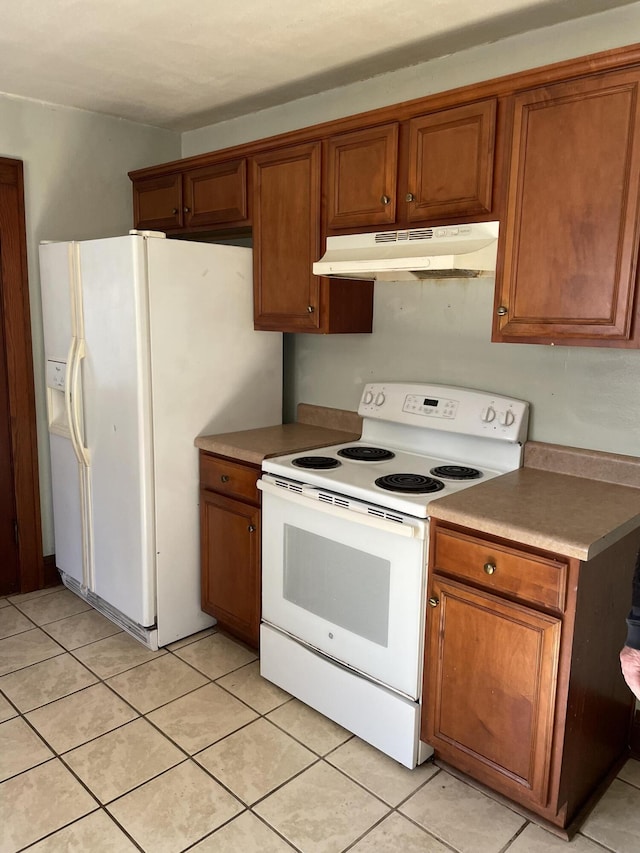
[199,453,259,504]
[433,527,567,611]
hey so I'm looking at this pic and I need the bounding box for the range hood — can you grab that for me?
[313,221,499,281]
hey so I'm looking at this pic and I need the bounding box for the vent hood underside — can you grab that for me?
[313,222,499,281]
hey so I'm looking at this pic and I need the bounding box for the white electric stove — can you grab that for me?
[259,382,529,768]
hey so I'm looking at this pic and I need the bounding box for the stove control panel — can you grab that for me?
[403,394,459,419]
[358,382,529,444]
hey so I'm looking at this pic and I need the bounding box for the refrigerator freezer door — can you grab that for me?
[79,236,156,626]
[39,242,86,586]
[146,238,282,646]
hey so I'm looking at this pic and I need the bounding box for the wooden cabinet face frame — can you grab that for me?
[494,69,640,345]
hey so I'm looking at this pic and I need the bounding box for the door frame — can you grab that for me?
[0,156,44,591]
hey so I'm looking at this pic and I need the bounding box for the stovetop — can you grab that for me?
[262,441,506,517]
[261,382,530,519]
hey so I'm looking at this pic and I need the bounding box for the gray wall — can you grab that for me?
[0,94,181,554]
[182,3,640,458]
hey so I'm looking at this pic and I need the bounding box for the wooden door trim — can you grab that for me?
[0,157,44,591]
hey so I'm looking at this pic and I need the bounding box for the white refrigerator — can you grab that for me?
[39,231,282,649]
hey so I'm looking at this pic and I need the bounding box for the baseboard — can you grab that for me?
[42,554,59,588]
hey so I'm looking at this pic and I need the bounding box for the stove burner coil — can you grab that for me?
[337,446,396,462]
[375,473,445,494]
[291,456,341,470]
[430,465,482,480]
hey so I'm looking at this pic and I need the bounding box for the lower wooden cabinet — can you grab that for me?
[424,575,561,807]
[199,453,261,648]
[422,521,638,830]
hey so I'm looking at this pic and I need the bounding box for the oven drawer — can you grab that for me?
[199,453,260,504]
[433,527,567,611]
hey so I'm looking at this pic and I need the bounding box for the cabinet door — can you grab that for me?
[422,576,561,808]
[406,100,496,222]
[183,159,248,228]
[200,490,260,648]
[495,70,640,344]
[252,143,322,331]
[132,174,182,230]
[326,124,398,229]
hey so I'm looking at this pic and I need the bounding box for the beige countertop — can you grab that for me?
[194,422,360,465]
[428,467,640,560]
[195,405,640,561]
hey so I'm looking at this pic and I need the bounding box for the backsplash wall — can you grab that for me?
[284,280,640,457]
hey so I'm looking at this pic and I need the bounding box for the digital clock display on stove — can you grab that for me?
[423,398,439,407]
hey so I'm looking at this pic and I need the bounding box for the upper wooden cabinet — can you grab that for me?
[183,160,248,228]
[406,99,497,222]
[252,142,373,334]
[325,100,497,232]
[132,173,183,231]
[326,124,399,229]
[129,45,640,344]
[494,69,640,346]
[132,159,249,232]
[252,143,323,332]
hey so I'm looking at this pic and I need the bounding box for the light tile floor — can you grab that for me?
[1,585,639,852]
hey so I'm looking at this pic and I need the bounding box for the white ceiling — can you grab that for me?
[1,0,637,131]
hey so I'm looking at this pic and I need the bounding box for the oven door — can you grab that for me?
[259,476,428,699]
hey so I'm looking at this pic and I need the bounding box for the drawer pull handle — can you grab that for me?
[428,596,439,607]
[248,525,256,532]
[483,562,497,575]
[220,475,230,483]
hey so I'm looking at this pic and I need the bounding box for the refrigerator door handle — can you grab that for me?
[70,338,90,467]
[64,337,82,464]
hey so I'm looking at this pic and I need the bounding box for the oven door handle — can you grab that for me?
[258,478,426,539]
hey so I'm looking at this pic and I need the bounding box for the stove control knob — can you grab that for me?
[363,390,374,405]
[499,409,515,427]
[375,391,386,407]
[480,406,496,423]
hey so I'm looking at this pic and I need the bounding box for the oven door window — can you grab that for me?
[284,525,390,647]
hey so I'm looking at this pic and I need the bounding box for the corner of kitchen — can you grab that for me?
[2,4,640,852]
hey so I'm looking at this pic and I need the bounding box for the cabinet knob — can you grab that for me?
[428,596,439,607]
[496,306,508,316]
[405,193,415,202]
[307,305,315,313]
[380,195,391,205]
[483,562,497,575]
[171,208,178,215]
[248,524,256,532]
[183,206,191,213]
[220,475,230,483]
